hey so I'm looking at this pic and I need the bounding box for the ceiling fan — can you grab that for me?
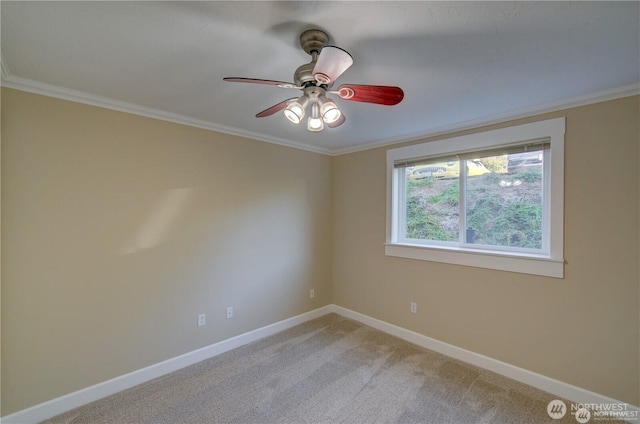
[224,29,404,132]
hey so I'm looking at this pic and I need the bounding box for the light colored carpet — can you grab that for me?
[42,313,614,423]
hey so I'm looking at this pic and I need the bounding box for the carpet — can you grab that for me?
[42,313,616,423]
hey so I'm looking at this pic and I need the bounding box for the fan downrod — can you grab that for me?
[299,29,329,55]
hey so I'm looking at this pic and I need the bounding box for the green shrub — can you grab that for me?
[429,185,459,207]
[405,196,449,240]
[466,197,541,249]
[407,178,433,190]
[515,168,542,183]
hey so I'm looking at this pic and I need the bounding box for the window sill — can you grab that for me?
[384,243,564,278]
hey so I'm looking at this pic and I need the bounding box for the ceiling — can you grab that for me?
[2,1,639,155]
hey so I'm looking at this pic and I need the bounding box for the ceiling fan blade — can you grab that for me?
[336,84,404,105]
[224,77,298,88]
[312,46,354,85]
[327,113,346,128]
[255,98,297,118]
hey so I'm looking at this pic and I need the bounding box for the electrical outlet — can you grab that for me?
[410,302,417,314]
[310,289,315,298]
[226,306,233,319]
[198,313,206,327]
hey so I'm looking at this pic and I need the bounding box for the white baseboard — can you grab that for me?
[329,305,640,422]
[3,304,638,423]
[0,305,333,424]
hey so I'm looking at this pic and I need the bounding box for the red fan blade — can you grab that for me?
[336,84,404,105]
[312,46,353,85]
[327,113,346,128]
[224,77,297,88]
[256,98,297,118]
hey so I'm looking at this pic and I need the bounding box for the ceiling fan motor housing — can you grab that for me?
[293,62,316,87]
[299,29,329,55]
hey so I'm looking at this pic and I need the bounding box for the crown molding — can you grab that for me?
[2,65,637,158]
[331,82,640,156]
[0,72,334,156]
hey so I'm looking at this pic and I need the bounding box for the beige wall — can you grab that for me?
[332,95,640,405]
[2,87,639,415]
[1,88,333,415]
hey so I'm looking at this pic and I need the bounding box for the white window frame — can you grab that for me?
[386,117,565,278]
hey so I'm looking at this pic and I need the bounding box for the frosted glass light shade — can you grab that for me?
[284,96,309,124]
[307,116,324,131]
[307,103,324,131]
[321,101,341,123]
[284,103,305,124]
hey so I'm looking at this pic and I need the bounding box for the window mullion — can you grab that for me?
[397,168,407,241]
[459,160,466,246]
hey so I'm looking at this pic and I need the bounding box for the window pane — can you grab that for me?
[465,153,543,249]
[404,166,459,242]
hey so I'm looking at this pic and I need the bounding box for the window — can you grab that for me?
[386,118,565,278]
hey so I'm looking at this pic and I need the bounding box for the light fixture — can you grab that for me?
[284,89,342,132]
[307,103,324,131]
[318,95,341,124]
[284,96,309,124]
